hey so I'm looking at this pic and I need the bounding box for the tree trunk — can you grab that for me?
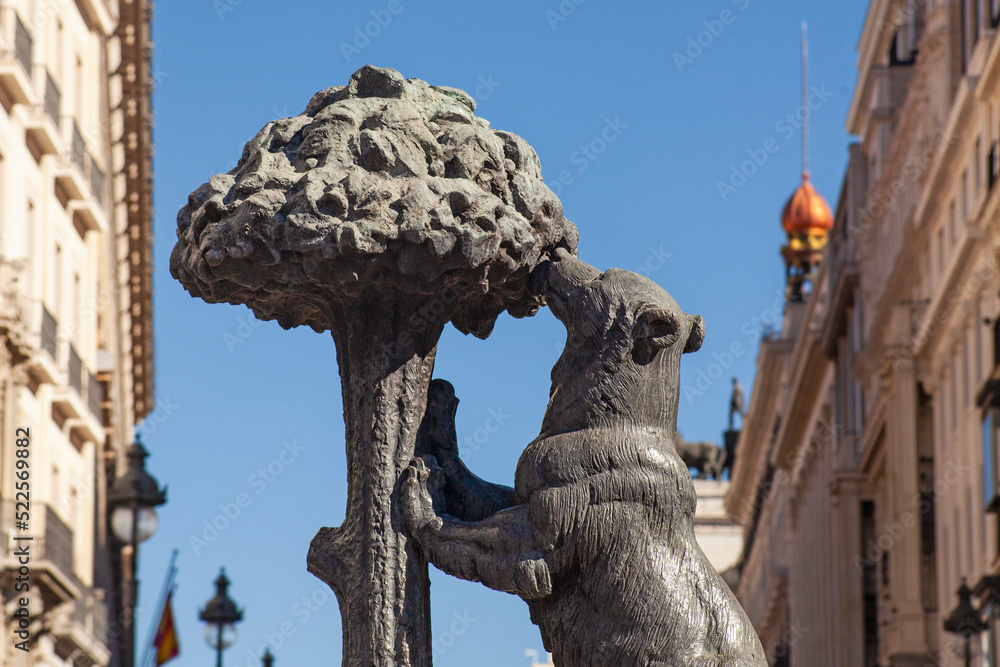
[308,301,442,666]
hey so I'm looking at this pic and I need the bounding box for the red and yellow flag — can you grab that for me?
[152,591,180,665]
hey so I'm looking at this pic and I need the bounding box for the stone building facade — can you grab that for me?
[692,479,744,576]
[726,0,1000,664]
[0,0,153,664]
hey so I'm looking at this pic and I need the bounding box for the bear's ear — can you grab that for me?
[633,309,680,361]
[684,314,705,354]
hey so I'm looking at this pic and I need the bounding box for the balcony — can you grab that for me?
[52,589,111,667]
[1,501,83,603]
[52,343,105,444]
[0,8,33,105]
[55,122,87,201]
[68,344,82,395]
[23,69,61,157]
[41,304,57,359]
[1,498,109,663]
[89,155,105,207]
[87,372,104,421]
[25,302,60,384]
[57,122,108,233]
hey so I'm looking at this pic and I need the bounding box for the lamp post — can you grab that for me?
[108,436,167,667]
[944,578,987,667]
[262,648,274,667]
[200,568,243,667]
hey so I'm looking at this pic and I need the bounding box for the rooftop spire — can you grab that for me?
[801,21,810,179]
[781,20,831,303]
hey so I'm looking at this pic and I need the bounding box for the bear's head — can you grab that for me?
[531,251,704,435]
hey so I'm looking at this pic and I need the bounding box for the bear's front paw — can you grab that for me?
[418,380,461,460]
[399,458,444,537]
[514,558,553,599]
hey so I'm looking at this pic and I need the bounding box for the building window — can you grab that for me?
[956,506,964,585]
[52,243,62,322]
[977,374,1000,515]
[978,138,984,199]
[25,201,34,296]
[954,355,960,432]
[918,383,939,611]
[963,169,970,223]
[74,55,83,121]
[972,0,982,52]
[951,199,958,243]
[944,524,952,595]
[939,227,946,273]
[986,402,1000,560]
[966,338,972,408]
[990,141,1000,191]
[994,317,1000,374]
[862,500,879,666]
[979,300,986,385]
[969,485,977,572]
[72,273,80,345]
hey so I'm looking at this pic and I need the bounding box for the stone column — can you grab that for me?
[884,351,930,663]
[831,469,865,666]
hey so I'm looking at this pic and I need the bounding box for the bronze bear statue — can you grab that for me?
[401,252,766,666]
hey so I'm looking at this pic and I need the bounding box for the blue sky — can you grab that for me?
[139,1,868,664]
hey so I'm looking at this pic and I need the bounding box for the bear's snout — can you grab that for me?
[536,254,603,320]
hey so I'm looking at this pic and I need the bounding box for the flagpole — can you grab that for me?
[139,549,179,667]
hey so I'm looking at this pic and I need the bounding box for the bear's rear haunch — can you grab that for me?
[401,253,767,666]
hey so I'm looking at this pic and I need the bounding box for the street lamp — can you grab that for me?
[108,436,167,667]
[262,648,274,667]
[200,568,243,667]
[944,578,987,667]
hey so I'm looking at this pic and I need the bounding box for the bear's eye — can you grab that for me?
[632,309,679,364]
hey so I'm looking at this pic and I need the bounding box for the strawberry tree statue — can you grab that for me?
[171,65,577,666]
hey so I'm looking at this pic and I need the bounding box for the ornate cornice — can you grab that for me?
[115,0,154,420]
